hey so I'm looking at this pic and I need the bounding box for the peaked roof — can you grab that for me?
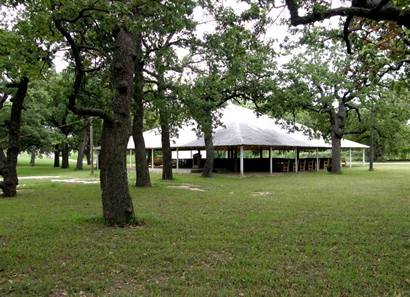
[128,103,368,150]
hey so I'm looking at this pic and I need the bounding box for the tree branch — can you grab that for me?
[52,16,113,122]
[343,15,353,54]
[58,6,108,24]
[285,0,410,28]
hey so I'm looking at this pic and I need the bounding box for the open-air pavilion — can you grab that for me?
[127,104,369,175]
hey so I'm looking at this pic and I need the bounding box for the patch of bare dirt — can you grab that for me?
[168,184,206,192]
[251,191,272,197]
[50,179,99,184]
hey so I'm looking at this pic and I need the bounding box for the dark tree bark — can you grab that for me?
[85,145,91,165]
[202,125,214,177]
[61,142,70,169]
[148,149,153,167]
[285,0,410,28]
[58,111,71,169]
[329,102,347,174]
[54,145,60,168]
[76,124,89,170]
[132,34,151,187]
[133,111,151,187]
[29,147,36,166]
[160,110,173,180]
[330,131,342,173]
[197,106,216,178]
[99,27,135,225]
[0,77,28,197]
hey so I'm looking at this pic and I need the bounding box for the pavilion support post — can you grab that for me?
[240,146,244,176]
[151,149,154,169]
[269,146,273,174]
[176,148,179,170]
[362,149,365,166]
[349,148,352,168]
[294,147,298,173]
[129,150,132,169]
[316,148,319,171]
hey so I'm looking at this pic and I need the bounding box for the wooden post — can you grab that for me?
[294,147,298,173]
[269,146,272,174]
[151,149,154,169]
[90,118,94,175]
[349,148,352,168]
[316,148,319,171]
[240,146,244,176]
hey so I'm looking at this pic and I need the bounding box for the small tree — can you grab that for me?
[0,16,51,196]
[184,4,275,176]
[132,0,195,183]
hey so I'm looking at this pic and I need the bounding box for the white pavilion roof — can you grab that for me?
[128,103,369,150]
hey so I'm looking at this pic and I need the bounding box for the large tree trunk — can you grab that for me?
[0,77,28,197]
[76,125,89,170]
[54,145,60,168]
[329,103,346,174]
[160,110,173,180]
[132,34,151,187]
[202,127,214,177]
[331,131,342,173]
[61,142,70,169]
[99,27,135,225]
[29,147,36,166]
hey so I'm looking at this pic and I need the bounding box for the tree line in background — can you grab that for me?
[0,0,409,225]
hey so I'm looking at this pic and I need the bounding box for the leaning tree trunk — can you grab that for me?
[202,127,214,178]
[160,110,173,180]
[76,125,89,170]
[132,35,151,187]
[29,147,36,166]
[99,27,135,225]
[61,142,70,169]
[0,77,28,197]
[54,145,60,168]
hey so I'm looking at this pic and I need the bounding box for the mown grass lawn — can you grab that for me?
[0,162,409,296]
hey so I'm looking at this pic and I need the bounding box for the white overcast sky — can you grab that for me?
[1,0,343,73]
[54,0,297,72]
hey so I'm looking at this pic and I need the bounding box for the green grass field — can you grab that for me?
[0,160,409,296]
